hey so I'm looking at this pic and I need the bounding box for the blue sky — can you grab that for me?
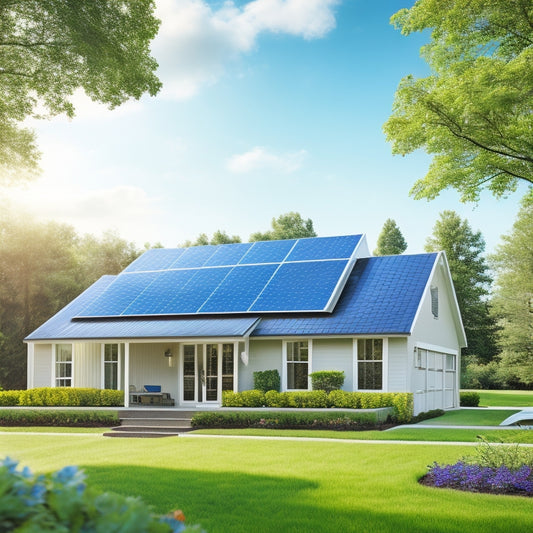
[3,0,528,254]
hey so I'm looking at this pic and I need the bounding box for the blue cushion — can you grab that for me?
[144,385,161,392]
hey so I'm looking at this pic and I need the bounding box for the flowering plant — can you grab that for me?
[0,457,202,532]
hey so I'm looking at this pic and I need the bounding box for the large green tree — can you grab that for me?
[425,211,498,362]
[490,195,533,384]
[373,219,407,256]
[182,231,242,247]
[0,0,161,184]
[383,0,533,202]
[250,212,317,242]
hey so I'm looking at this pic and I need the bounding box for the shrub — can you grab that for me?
[291,390,329,408]
[466,436,533,470]
[192,410,381,430]
[253,370,280,393]
[264,391,297,408]
[411,409,445,423]
[15,388,124,407]
[0,390,22,406]
[309,371,345,393]
[0,409,119,427]
[0,457,199,532]
[460,391,480,407]
[221,390,265,407]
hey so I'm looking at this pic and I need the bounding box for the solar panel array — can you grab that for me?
[76,235,363,318]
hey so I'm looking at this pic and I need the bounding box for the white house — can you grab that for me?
[25,234,466,414]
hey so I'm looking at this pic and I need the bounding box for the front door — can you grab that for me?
[182,343,235,404]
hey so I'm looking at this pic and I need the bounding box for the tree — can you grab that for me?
[490,195,533,384]
[383,0,533,202]
[182,231,242,247]
[0,0,161,184]
[373,219,407,256]
[250,212,317,241]
[425,211,498,362]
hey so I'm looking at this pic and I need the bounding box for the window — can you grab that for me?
[357,339,382,390]
[430,286,439,318]
[415,348,427,369]
[222,344,234,392]
[55,344,72,387]
[286,341,309,390]
[104,344,119,390]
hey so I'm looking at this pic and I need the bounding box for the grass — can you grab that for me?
[192,427,533,443]
[418,408,518,426]
[463,389,533,407]
[0,426,108,433]
[1,433,532,533]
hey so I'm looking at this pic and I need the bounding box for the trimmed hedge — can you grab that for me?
[221,390,414,422]
[0,388,124,407]
[191,410,382,430]
[0,409,119,427]
[460,391,480,407]
[309,371,345,393]
[253,370,280,393]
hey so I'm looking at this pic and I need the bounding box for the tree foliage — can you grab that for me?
[383,0,533,202]
[250,212,317,241]
[425,211,498,361]
[0,210,141,389]
[182,230,242,247]
[0,0,161,184]
[490,195,533,384]
[373,219,407,256]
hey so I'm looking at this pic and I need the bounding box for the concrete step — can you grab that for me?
[118,409,197,419]
[119,417,192,428]
[112,425,190,433]
[103,431,180,438]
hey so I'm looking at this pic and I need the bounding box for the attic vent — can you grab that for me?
[430,286,438,318]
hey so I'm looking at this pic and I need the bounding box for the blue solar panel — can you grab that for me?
[78,272,159,316]
[124,248,186,272]
[123,269,198,315]
[250,260,348,312]
[239,239,296,264]
[170,245,218,268]
[286,235,361,262]
[199,264,278,313]
[204,242,253,267]
[156,267,232,314]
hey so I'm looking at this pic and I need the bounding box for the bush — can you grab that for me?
[0,390,22,406]
[0,457,199,532]
[309,371,345,393]
[192,410,382,430]
[0,409,119,427]
[11,387,124,407]
[221,390,265,407]
[253,370,280,393]
[460,391,480,407]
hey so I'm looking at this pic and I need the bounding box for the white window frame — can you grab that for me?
[282,339,312,391]
[353,338,388,391]
[53,343,73,387]
[101,343,121,390]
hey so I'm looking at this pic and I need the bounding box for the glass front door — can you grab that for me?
[182,343,235,404]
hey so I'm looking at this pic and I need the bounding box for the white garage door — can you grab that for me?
[413,346,457,414]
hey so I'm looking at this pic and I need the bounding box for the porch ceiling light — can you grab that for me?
[164,349,172,358]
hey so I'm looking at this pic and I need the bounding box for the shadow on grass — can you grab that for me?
[82,465,532,533]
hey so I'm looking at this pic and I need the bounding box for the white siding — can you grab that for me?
[73,343,101,388]
[33,344,53,388]
[239,339,282,390]
[312,338,353,391]
[387,338,408,392]
[129,342,180,400]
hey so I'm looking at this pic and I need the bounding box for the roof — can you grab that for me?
[25,249,441,341]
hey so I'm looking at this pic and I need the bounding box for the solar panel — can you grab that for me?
[286,235,361,262]
[75,234,364,318]
[124,248,185,272]
[199,264,278,313]
[250,260,348,312]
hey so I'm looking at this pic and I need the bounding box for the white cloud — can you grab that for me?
[227,146,307,173]
[153,0,339,99]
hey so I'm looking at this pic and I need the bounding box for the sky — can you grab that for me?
[2,0,529,255]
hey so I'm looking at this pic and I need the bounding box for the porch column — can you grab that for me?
[124,342,130,408]
[27,343,34,389]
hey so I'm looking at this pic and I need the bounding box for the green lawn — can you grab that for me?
[417,408,518,426]
[0,426,109,433]
[1,433,532,533]
[192,427,533,443]
[463,389,533,407]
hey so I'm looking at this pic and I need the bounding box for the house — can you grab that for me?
[25,234,466,414]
